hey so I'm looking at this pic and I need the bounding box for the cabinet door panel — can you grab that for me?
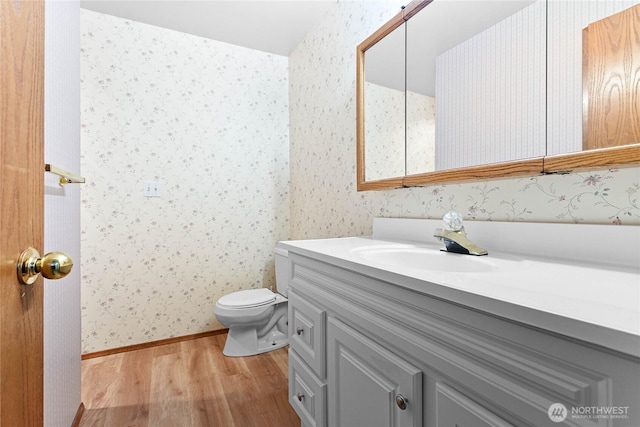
[436,382,513,427]
[327,317,422,427]
[289,289,326,378]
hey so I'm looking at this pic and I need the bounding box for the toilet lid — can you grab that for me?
[217,288,276,308]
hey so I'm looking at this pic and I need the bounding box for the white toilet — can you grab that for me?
[213,247,289,357]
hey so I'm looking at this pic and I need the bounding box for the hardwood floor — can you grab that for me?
[80,334,300,427]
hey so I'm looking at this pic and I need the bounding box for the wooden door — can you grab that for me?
[583,4,640,150]
[0,1,45,426]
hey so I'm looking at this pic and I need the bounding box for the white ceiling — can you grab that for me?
[80,0,336,56]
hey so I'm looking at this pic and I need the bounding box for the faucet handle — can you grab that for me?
[443,211,464,231]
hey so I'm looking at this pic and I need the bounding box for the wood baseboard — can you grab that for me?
[81,329,229,360]
[71,402,85,427]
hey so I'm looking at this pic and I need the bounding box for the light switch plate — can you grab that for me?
[143,181,161,197]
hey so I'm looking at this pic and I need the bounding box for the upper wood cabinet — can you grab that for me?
[583,4,640,151]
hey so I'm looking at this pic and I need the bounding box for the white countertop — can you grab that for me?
[279,234,640,357]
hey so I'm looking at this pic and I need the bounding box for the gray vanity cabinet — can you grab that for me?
[286,251,640,427]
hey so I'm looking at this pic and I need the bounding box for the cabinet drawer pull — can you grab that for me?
[296,327,304,335]
[395,394,408,410]
[296,392,304,402]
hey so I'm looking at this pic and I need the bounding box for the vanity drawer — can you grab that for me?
[289,289,326,378]
[289,349,327,427]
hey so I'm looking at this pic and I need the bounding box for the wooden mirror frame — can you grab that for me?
[356,0,640,192]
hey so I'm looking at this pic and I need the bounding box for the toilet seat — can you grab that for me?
[217,288,276,309]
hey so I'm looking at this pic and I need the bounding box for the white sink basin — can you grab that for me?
[352,245,497,273]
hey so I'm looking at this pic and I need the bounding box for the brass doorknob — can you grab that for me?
[17,247,73,285]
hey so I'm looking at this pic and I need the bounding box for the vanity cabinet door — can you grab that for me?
[436,382,514,427]
[327,317,422,427]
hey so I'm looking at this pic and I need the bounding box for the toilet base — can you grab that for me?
[223,327,288,357]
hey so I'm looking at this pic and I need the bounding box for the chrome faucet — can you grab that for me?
[434,211,488,256]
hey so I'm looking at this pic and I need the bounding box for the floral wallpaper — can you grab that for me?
[288,1,640,241]
[364,82,404,180]
[365,82,435,180]
[80,10,289,353]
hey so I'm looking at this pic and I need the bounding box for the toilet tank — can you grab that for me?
[274,246,290,297]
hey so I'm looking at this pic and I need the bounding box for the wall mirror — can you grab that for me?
[357,0,640,191]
